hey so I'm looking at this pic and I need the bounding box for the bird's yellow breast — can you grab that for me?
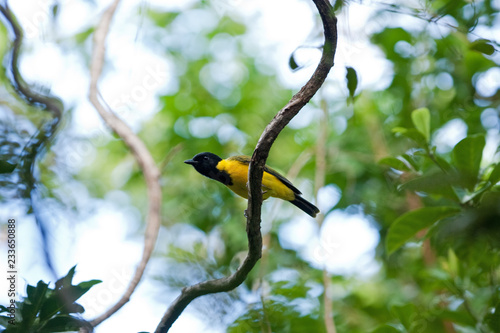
[216,159,295,201]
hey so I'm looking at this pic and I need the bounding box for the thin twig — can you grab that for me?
[87,0,162,327]
[260,292,272,333]
[155,1,337,332]
[315,99,328,197]
[316,99,336,333]
[258,149,314,332]
[160,143,184,173]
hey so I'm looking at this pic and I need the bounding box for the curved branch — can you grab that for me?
[0,3,64,275]
[0,5,63,119]
[87,0,162,327]
[247,0,336,253]
[155,1,337,332]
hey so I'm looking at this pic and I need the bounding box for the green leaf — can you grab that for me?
[411,107,431,142]
[51,3,59,18]
[399,172,459,201]
[289,53,300,71]
[386,206,461,255]
[271,280,309,299]
[74,27,95,44]
[447,248,459,277]
[452,134,485,191]
[3,322,24,333]
[53,282,101,315]
[333,0,345,12]
[378,157,410,171]
[146,10,180,27]
[0,160,16,174]
[401,153,421,171]
[469,39,495,55]
[484,302,500,332]
[39,296,64,321]
[77,279,102,291]
[38,315,84,332]
[0,315,13,329]
[488,163,500,185]
[20,302,37,329]
[22,280,49,329]
[391,303,417,330]
[67,302,85,314]
[55,266,77,289]
[371,325,402,333]
[40,265,100,320]
[26,280,49,307]
[438,310,476,327]
[392,127,428,148]
[433,154,453,173]
[346,66,358,99]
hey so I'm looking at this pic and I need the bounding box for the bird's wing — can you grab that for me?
[227,155,302,195]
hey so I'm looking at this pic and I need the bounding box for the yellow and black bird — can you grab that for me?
[184,152,320,217]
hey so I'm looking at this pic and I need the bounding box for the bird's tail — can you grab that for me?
[290,196,320,218]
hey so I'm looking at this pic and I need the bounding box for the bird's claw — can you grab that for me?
[246,182,267,195]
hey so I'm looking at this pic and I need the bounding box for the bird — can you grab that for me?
[184,152,320,217]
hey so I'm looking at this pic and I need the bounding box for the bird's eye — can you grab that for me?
[203,156,208,160]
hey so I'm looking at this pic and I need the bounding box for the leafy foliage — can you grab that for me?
[1,0,499,332]
[386,206,461,255]
[0,266,101,332]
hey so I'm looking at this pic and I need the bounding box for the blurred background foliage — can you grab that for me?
[1,0,500,332]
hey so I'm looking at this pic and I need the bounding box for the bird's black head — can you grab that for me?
[184,152,222,179]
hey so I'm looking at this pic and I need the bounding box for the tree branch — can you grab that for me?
[87,0,162,327]
[317,99,337,333]
[155,1,337,332]
[0,3,64,276]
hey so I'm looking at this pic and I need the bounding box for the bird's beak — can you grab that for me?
[184,159,197,165]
